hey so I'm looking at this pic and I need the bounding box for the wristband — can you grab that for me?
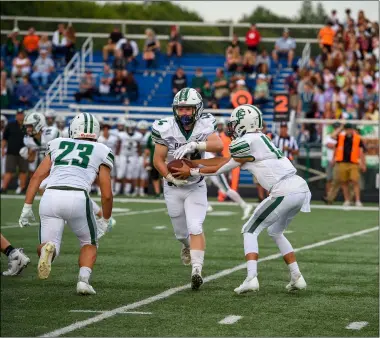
[195,142,207,151]
[190,168,201,177]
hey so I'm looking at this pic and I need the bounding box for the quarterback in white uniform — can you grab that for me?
[152,87,223,290]
[136,120,151,197]
[173,104,311,293]
[114,120,143,196]
[19,112,114,295]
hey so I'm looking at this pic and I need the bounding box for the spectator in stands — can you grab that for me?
[2,28,20,63]
[11,51,31,83]
[227,33,242,55]
[98,64,113,96]
[343,8,353,29]
[143,28,160,77]
[116,38,139,70]
[363,101,379,120]
[65,25,76,64]
[74,70,97,102]
[52,23,68,60]
[285,65,300,111]
[225,48,241,72]
[103,27,123,63]
[253,74,269,108]
[256,48,271,69]
[297,81,314,118]
[364,83,378,109]
[257,62,272,84]
[313,84,326,117]
[329,9,340,28]
[110,70,127,104]
[201,80,214,107]
[242,51,255,75]
[191,67,207,93]
[22,27,40,59]
[318,21,335,64]
[112,49,127,71]
[125,72,139,103]
[230,79,248,103]
[1,109,28,194]
[212,68,229,100]
[245,24,261,53]
[345,88,359,118]
[335,66,346,88]
[15,76,34,107]
[172,67,187,96]
[167,25,182,57]
[272,28,296,68]
[38,34,52,56]
[30,50,55,90]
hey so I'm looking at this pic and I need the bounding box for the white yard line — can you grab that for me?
[40,226,379,337]
[214,228,230,232]
[218,315,243,325]
[346,322,369,330]
[1,195,378,211]
[70,310,152,315]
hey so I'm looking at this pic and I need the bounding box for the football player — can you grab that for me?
[1,233,30,276]
[152,87,223,290]
[55,115,69,138]
[19,113,114,295]
[136,120,150,197]
[44,109,56,127]
[172,104,311,293]
[1,114,8,188]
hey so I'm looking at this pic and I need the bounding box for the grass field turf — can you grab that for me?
[1,195,378,337]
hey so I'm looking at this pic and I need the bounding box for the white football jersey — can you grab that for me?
[98,133,119,154]
[152,114,216,185]
[24,126,60,159]
[140,131,151,149]
[229,132,309,196]
[46,138,114,192]
[118,131,143,157]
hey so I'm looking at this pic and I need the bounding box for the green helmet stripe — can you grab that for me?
[89,113,94,133]
[83,113,88,133]
[179,88,190,102]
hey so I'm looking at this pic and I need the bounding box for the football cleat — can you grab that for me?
[77,281,96,295]
[37,242,55,280]
[343,201,351,207]
[206,204,214,213]
[355,201,363,207]
[286,274,307,292]
[234,276,259,294]
[2,248,30,276]
[242,204,253,220]
[191,267,203,290]
[180,245,191,266]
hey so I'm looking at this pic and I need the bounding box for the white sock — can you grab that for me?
[227,189,247,209]
[114,182,121,194]
[190,249,204,270]
[79,266,92,283]
[288,262,300,279]
[178,237,190,248]
[124,183,131,194]
[247,260,257,278]
[243,232,258,256]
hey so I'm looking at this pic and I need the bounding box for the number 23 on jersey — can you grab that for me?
[54,141,94,169]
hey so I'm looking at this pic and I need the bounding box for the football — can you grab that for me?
[167,159,196,173]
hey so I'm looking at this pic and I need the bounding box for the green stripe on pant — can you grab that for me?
[246,196,284,233]
[218,174,230,192]
[84,191,97,245]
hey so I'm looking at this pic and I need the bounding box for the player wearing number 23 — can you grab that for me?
[173,104,311,294]
[18,112,114,296]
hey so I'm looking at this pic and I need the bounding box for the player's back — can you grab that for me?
[46,137,114,192]
[230,132,309,196]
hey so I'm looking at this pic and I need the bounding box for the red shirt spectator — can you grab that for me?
[245,24,261,53]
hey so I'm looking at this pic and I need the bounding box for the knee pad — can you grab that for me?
[187,219,203,236]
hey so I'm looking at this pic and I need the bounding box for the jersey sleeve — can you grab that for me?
[102,148,114,170]
[199,113,217,136]
[46,138,61,159]
[151,120,169,146]
[229,139,252,159]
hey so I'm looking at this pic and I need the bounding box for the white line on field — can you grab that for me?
[1,195,378,211]
[40,226,379,337]
[153,225,167,230]
[219,315,242,325]
[70,310,152,315]
[346,322,368,330]
[214,228,230,232]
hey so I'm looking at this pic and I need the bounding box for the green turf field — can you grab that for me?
[1,195,379,337]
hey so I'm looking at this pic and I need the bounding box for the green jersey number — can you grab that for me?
[260,135,283,159]
[55,141,94,168]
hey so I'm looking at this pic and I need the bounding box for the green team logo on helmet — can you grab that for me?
[236,108,246,124]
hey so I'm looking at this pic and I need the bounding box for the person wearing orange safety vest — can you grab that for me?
[331,123,366,207]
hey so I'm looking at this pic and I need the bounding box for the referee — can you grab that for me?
[272,122,299,161]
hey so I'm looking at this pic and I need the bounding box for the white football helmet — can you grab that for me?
[55,115,66,129]
[69,112,100,140]
[227,104,263,139]
[125,120,137,134]
[24,112,46,135]
[172,87,204,126]
[44,109,56,119]
[1,115,8,129]
[137,120,149,130]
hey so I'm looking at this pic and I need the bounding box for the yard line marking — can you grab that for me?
[346,322,368,330]
[153,225,167,230]
[284,230,294,234]
[70,310,152,315]
[40,226,379,337]
[2,195,378,211]
[1,208,167,229]
[214,228,230,232]
[219,315,242,325]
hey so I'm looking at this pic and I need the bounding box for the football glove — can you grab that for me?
[173,141,206,159]
[19,204,35,228]
[165,173,188,187]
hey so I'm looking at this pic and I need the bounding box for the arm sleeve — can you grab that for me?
[103,150,114,170]
[229,140,252,159]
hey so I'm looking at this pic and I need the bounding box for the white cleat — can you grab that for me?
[38,242,55,280]
[77,281,96,295]
[343,200,351,207]
[191,267,203,290]
[234,276,259,294]
[286,274,307,292]
[355,201,363,207]
[180,245,191,266]
[242,204,253,220]
[206,205,214,213]
[2,248,30,276]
